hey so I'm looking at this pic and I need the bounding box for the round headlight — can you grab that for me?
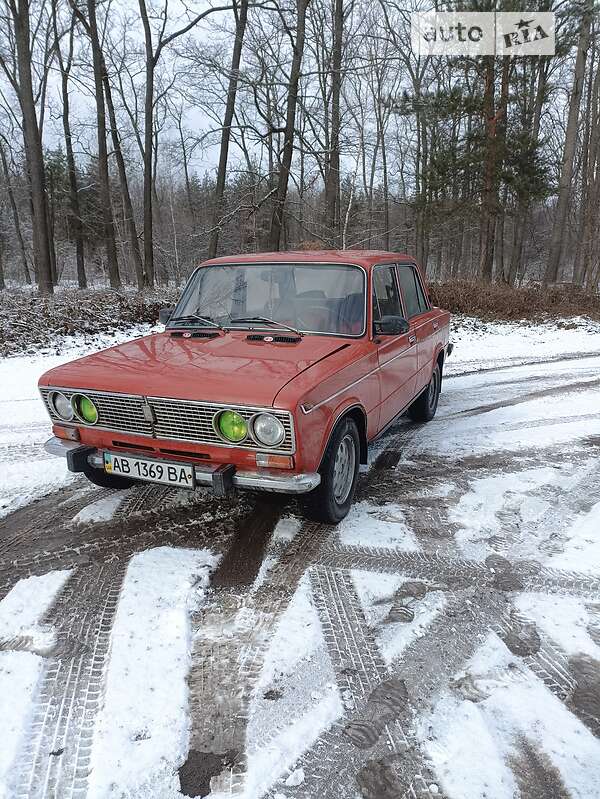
[217,410,247,443]
[51,391,74,421]
[72,394,98,424]
[252,413,285,447]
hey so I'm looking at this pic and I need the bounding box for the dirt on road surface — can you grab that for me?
[1,352,600,799]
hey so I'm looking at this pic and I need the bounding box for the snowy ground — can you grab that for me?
[0,315,599,799]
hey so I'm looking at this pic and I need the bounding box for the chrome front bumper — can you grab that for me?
[43,437,320,495]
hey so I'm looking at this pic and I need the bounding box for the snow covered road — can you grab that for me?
[0,319,600,799]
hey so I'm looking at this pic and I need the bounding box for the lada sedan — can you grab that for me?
[39,251,451,523]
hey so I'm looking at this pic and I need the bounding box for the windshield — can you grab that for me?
[171,263,366,336]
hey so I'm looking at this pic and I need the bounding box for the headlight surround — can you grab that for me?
[252,412,285,447]
[216,409,248,443]
[50,391,74,421]
[72,393,98,425]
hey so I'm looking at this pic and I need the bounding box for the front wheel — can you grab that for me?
[408,363,441,423]
[82,464,137,489]
[302,417,360,524]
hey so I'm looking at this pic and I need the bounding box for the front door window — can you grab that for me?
[372,266,403,329]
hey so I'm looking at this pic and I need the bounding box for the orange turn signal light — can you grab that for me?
[255,453,294,469]
[53,424,80,442]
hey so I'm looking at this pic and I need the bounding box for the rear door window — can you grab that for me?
[397,265,428,318]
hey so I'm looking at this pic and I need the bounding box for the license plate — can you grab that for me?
[104,452,196,489]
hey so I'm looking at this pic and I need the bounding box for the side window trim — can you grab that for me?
[372,263,405,326]
[408,262,430,312]
[396,263,428,319]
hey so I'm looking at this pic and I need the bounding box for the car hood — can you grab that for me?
[39,331,351,407]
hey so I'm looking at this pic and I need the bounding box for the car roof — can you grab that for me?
[200,250,416,270]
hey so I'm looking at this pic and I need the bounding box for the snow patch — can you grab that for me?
[337,501,419,550]
[258,575,323,689]
[72,493,124,524]
[550,501,600,574]
[515,593,600,661]
[447,316,600,375]
[0,571,71,799]
[420,632,600,799]
[86,546,219,799]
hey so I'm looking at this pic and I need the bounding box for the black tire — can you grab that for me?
[408,363,441,423]
[302,416,360,524]
[82,464,137,489]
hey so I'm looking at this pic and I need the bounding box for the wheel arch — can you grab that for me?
[435,345,445,382]
[318,402,368,469]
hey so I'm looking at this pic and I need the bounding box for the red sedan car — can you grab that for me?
[40,251,451,523]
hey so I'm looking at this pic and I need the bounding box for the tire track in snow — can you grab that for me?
[10,562,128,799]
[181,501,283,796]
[181,519,336,796]
[495,608,600,739]
[0,490,240,599]
[319,547,600,600]
[269,570,502,798]
[445,350,600,379]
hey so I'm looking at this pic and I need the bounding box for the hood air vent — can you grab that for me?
[246,334,301,344]
[170,330,219,339]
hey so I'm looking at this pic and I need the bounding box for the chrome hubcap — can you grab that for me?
[332,434,356,504]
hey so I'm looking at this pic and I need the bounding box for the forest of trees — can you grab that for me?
[0,0,598,294]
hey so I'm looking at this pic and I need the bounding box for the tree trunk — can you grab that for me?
[12,0,53,294]
[544,2,592,285]
[0,236,5,290]
[0,141,32,284]
[103,68,145,289]
[479,57,508,282]
[87,0,120,288]
[139,0,155,285]
[508,58,548,286]
[268,0,311,251]
[208,0,249,259]
[324,0,342,245]
[573,43,600,286]
[54,5,87,289]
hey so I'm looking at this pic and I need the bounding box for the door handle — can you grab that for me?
[408,335,416,345]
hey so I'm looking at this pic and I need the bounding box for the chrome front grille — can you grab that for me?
[40,387,295,453]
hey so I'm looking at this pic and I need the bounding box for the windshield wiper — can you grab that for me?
[168,313,223,330]
[227,316,303,337]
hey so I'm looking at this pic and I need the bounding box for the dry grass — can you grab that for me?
[0,288,179,356]
[429,281,600,322]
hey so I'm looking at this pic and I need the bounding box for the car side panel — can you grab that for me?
[414,309,442,391]
[275,342,380,474]
[375,331,417,431]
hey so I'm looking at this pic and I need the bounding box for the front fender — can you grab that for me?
[293,396,371,474]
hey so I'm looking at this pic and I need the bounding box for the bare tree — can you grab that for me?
[208,0,250,258]
[52,0,86,288]
[0,0,53,292]
[268,0,311,250]
[545,1,592,285]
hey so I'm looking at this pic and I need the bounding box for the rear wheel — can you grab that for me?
[302,417,360,524]
[408,363,441,423]
[82,464,137,490]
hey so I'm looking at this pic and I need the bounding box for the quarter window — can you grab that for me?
[372,266,403,325]
[397,265,428,318]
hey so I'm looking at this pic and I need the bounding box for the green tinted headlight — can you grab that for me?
[73,394,98,424]
[217,410,247,443]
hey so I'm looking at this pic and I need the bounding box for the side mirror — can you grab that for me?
[375,315,410,335]
[159,306,173,325]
